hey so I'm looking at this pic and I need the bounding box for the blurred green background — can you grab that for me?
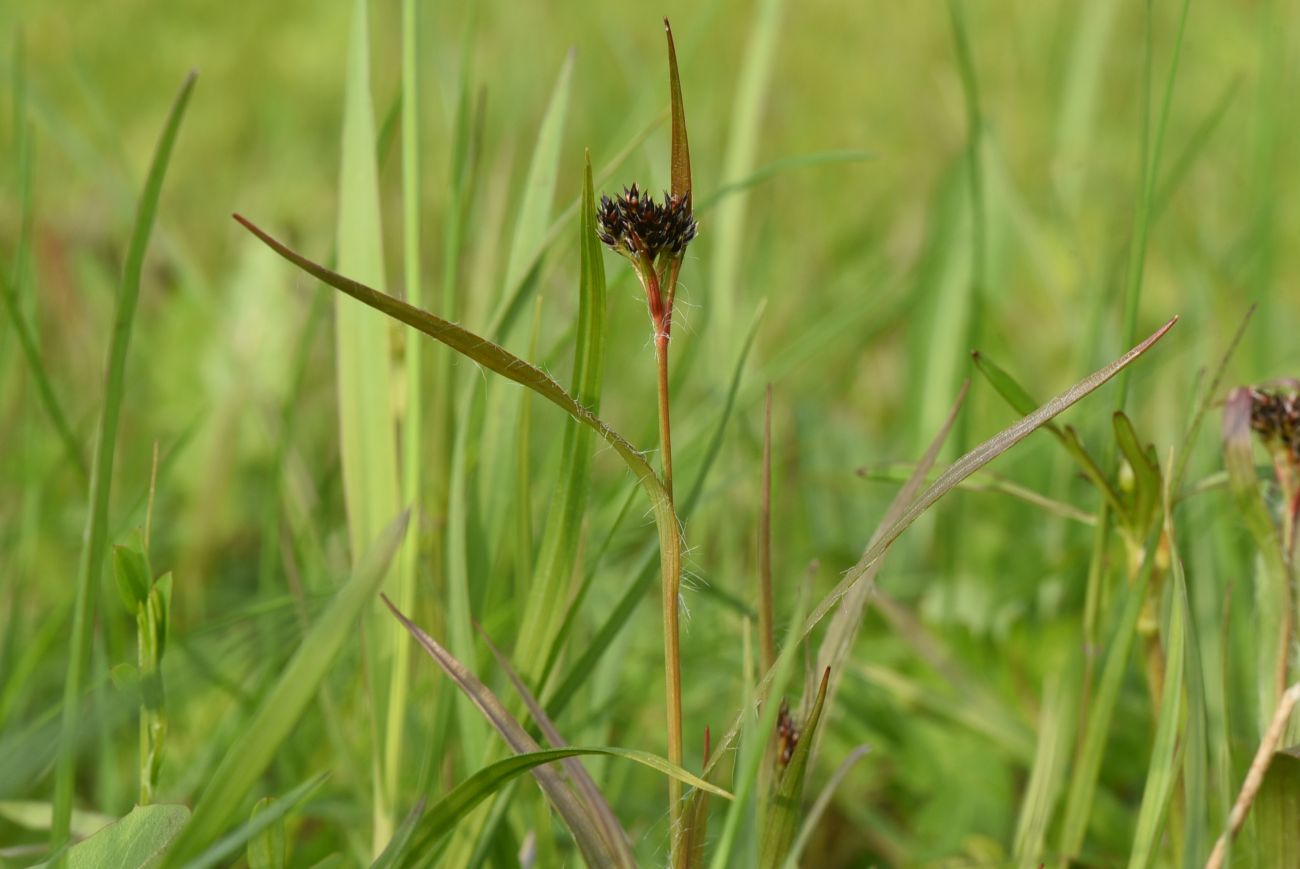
[2,0,1297,865]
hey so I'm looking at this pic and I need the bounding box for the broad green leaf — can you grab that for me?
[40,804,189,869]
[163,513,408,865]
[52,70,196,850]
[760,668,830,867]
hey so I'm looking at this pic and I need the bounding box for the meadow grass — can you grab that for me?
[3,1,1300,866]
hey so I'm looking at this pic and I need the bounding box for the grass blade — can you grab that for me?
[381,596,632,868]
[162,512,409,865]
[780,745,870,869]
[1056,521,1164,865]
[384,0,425,826]
[759,668,830,867]
[51,70,196,850]
[703,317,1178,784]
[180,773,328,869]
[514,153,608,682]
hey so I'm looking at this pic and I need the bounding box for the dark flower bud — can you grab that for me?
[596,184,698,263]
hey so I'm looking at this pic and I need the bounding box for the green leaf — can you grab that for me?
[112,534,151,612]
[52,70,197,850]
[369,797,426,869]
[971,349,1123,515]
[382,597,638,867]
[162,513,408,865]
[181,773,327,869]
[1113,411,1161,531]
[41,804,189,869]
[1127,550,1186,868]
[760,668,830,868]
[664,18,691,201]
[701,316,1179,790]
[245,797,286,869]
[1057,522,1164,862]
[151,572,173,658]
[334,0,400,570]
[408,747,729,857]
[514,152,608,682]
[782,745,871,869]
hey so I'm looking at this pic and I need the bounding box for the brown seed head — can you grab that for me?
[597,184,697,262]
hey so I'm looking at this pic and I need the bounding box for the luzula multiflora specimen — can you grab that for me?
[598,19,697,860]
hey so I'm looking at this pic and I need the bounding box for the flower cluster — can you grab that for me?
[1249,387,1300,466]
[597,184,697,264]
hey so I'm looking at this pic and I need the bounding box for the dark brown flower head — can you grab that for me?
[1248,387,1300,465]
[597,183,697,263]
[776,698,799,769]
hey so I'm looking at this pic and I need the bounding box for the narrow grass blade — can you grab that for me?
[245,797,286,869]
[709,0,784,352]
[780,745,869,869]
[703,318,1177,784]
[479,624,629,858]
[1012,662,1079,866]
[234,216,669,528]
[1127,548,1186,867]
[709,575,812,869]
[407,746,729,858]
[515,153,608,682]
[162,513,409,865]
[181,773,328,869]
[381,596,634,868]
[814,382,967,740]
[369,797,425,869]
[335,0,400,567]
[384,0,425,824]
[759,668,830,867]
[491,49,574,338]
[51,71,196,850]
[665,18,691,201]
[971,349,1123,514]
[1057,522,1164,864]
[1114,0,1192,411]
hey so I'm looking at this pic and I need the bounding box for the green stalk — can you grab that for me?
[51,71,196,850]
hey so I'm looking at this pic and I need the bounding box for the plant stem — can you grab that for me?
[647,262,684,858]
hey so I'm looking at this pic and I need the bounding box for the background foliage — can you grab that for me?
[2,0,1298,865]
